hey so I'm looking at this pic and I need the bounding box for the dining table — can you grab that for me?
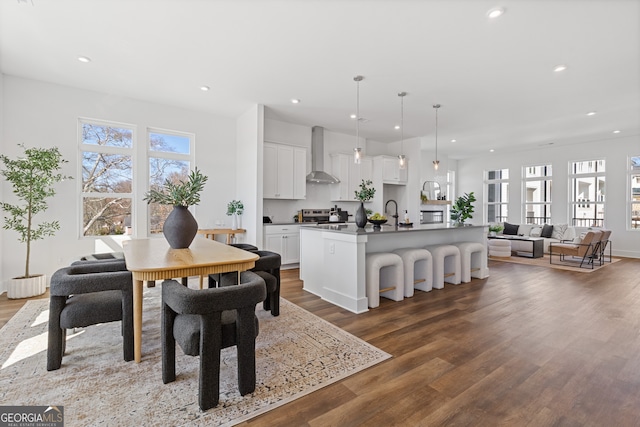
[122,237,259,362]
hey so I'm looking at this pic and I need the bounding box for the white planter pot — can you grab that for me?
[8,274,47,299]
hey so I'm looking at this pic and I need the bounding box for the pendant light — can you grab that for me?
[353,75,363,164]
[398,92,407,169]
[433,104,441,171]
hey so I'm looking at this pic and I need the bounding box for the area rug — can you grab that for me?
[489,254,620,273]
[0,289,390,426]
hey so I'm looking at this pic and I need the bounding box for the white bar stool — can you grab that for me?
[454,242,489,283]
[424,245,461,289]
[488,239,511,258]
[393,248,433,297]
[365,252,404,308]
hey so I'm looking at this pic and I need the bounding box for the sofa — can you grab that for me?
[493,222,576,253]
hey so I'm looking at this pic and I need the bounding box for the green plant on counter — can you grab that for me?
[450,192,476,225]
[354,179,376,202]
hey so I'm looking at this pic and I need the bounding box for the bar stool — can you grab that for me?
[488,239,511,258]
[393,248,433,297]
[365,252,404,308]
[424,245,461,289]
[454,242,488,283]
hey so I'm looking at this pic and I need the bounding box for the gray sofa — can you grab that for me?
[493,222,576,253]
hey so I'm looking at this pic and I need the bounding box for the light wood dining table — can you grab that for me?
[122,237,259,362]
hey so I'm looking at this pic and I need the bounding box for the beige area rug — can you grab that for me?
[0,289,390,426]
[489,253,620,273]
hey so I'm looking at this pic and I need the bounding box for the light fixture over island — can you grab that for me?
[299,223,489,313]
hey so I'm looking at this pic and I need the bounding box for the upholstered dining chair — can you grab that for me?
[47,260,133,371]
[549,230,603,269]
[161,271,267,410]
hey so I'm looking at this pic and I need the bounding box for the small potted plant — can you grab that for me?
[488,224,503,237]
[450,191,476,226]
[1,144,73,298]
[354,179,376,228]
[226,199,244,230]
[143,168,208,248]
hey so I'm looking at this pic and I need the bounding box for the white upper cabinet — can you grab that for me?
[376,155,408,185]
[263,142,307,199]
[330,153,374,201]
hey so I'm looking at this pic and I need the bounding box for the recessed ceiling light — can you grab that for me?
[489,149,495,153]
[350,114,357,119]
[78,56,91,63]
[200,86,210,91]
[291,99,300,104]
[487,7,505,19]
[451,139,456,143]
[613,130,621,134]
[586,111,596,116]
[553,64,567,72]
[394,125,400,130]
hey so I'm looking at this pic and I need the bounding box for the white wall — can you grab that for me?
[1,76,237,292]
[458,135,640,258]
[236,105,263,246]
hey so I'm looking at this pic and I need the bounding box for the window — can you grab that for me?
[523,165,552,225]
[486,168,509,223]
[630,156,640,230]
[569,159,605,227]
[80,120,134,236]
[148,130,193,234]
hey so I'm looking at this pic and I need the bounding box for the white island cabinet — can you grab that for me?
[299,223,489,313]
[264,224,301,265]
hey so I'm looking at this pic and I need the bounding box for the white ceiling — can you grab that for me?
[1,0,638,159]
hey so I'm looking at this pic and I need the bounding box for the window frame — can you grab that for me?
[522,164,552,225]
[485,168,510,224]
[568,158,605,228]
[78,118,136,239]
[146,127,195,236]
[629,155,640,231]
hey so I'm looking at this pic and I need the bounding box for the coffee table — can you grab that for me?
[488,235,544,258]
[123,237,259,362]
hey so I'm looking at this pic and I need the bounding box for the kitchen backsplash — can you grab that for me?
[263,183,361,223]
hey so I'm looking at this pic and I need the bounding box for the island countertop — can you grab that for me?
[300,223,486,235]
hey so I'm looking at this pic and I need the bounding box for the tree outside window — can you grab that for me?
[80,121,133,236]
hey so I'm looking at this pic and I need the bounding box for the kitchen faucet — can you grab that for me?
[385,199,399,227]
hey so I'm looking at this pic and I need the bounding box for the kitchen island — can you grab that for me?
[299,223,489,313]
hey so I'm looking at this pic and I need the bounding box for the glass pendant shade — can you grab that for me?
[398,92,407,169]
[354,75,363,164]
[398,154,406,169]
[354,147,362,164]
[433,104,441,171]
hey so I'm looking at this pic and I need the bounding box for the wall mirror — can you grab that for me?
[421,181,441,201]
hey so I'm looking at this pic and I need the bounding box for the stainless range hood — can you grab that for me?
[306,126,340,184]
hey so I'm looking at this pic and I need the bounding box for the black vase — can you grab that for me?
[163,206,198,249]
[355,202,367,228]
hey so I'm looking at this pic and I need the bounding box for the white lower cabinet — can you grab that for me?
[263,224,300,265]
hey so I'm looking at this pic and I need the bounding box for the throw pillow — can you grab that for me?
[541,224,554,238]
[518,224,533,236]
[552,223,568,240]
[530,227,542,237]
[503,222,519,235]
[572,237,582,244]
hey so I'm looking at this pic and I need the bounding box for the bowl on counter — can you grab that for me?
[368,218,388,228]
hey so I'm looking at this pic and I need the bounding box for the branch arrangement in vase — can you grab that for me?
[143,168,208,207]
[354,179,376,202]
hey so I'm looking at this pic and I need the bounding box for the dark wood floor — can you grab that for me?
[3,258,640,425]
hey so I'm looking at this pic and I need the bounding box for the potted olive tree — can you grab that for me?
[1,144,72,298]
[143,168,208,249]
